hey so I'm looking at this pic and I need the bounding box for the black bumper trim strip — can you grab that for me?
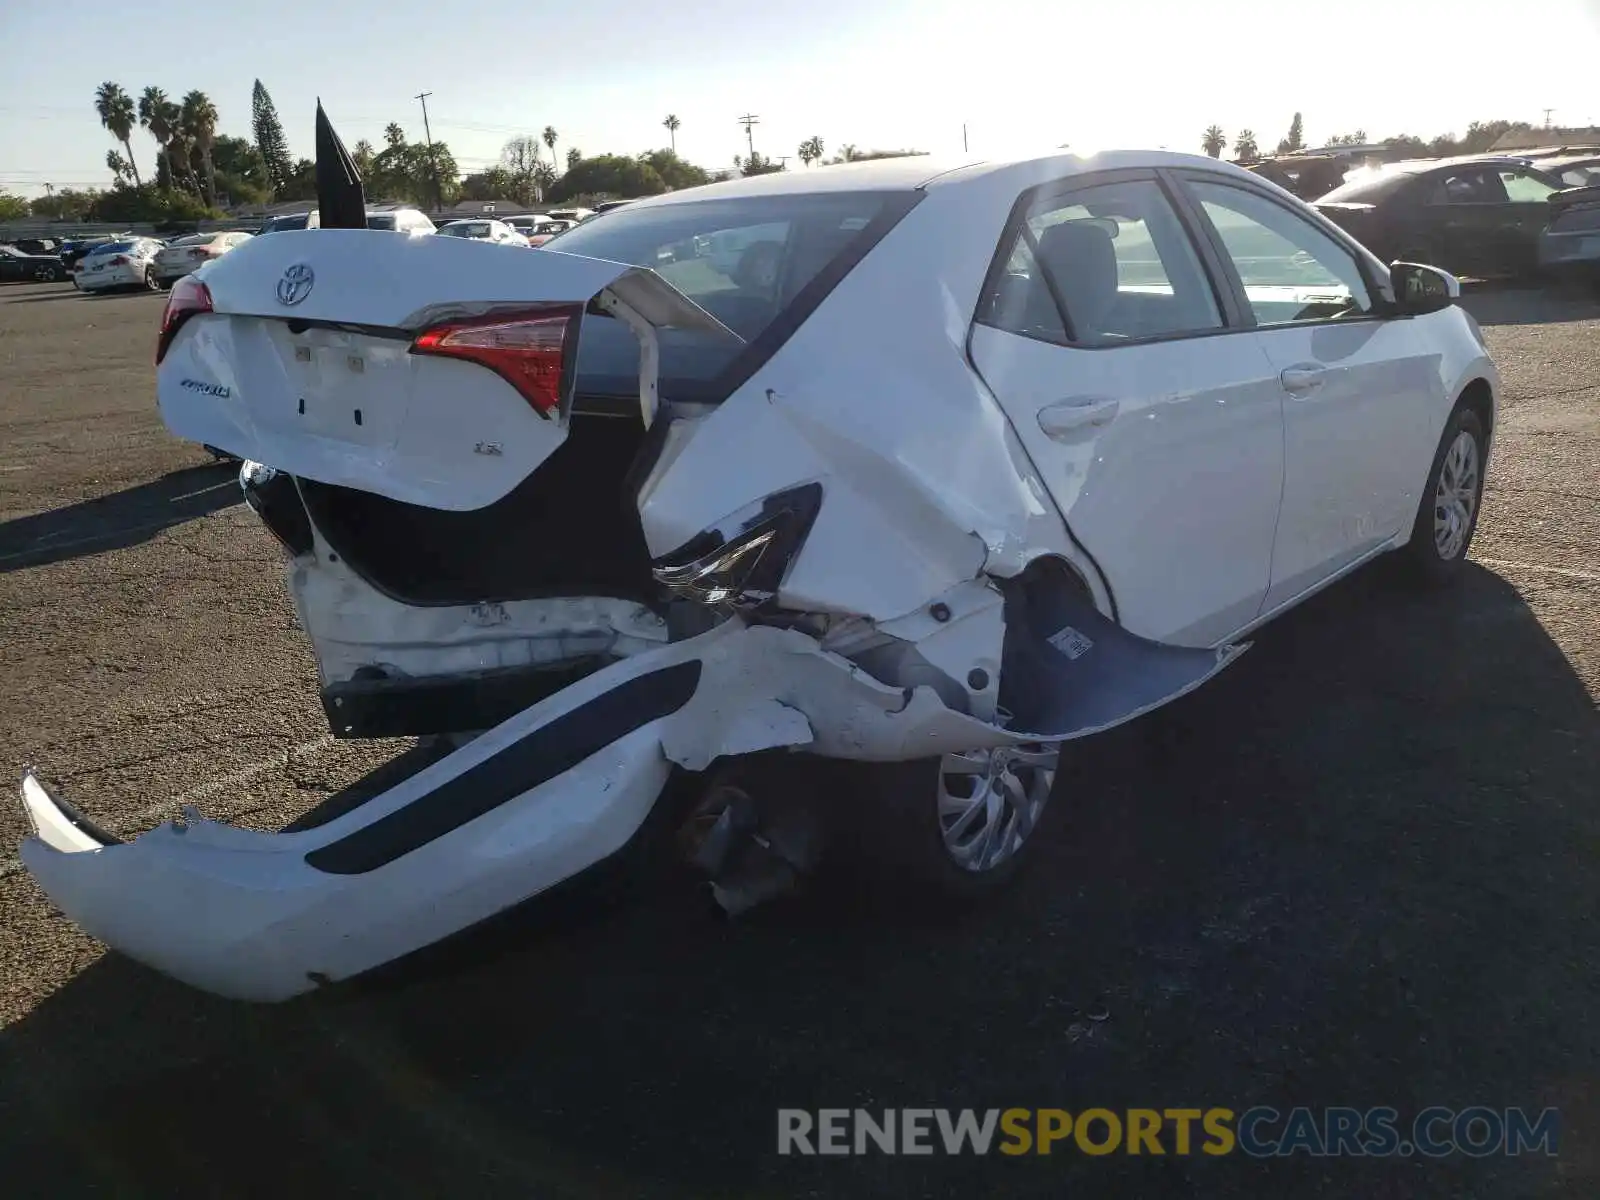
[304,660,702,876]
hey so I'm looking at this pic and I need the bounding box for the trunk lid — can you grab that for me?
[157,230,737,511]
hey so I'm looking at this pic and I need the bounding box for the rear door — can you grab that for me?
[968,170,1286,648]
[157,229,737,511]
[1419,167,1516,274]
[1176,174,1439,609]
[1492,165,1561,273]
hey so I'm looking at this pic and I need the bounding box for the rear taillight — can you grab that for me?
[109,255,129,266]
[409,306,579,416]
[188,247,214,260]
[155,275,213,365]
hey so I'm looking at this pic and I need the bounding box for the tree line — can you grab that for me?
[1200,113,1546,164]
[19,94,1540,226]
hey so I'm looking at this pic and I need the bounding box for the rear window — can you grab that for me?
[441,222,493,238]
[1317,168,1422,204]
[554,191,915,404]
[87,241,135,255]
[260,214,312,233]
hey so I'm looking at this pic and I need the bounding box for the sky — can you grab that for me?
[3,0,1600,199]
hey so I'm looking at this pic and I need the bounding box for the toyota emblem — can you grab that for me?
[276,262,315,306]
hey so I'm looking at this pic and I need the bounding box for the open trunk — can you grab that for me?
[297,409,655,607]
[157,230,734,738]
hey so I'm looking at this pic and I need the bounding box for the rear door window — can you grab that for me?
[1500,169,1557,202]
[979,177,1223,345]
[1426,169,1510,205]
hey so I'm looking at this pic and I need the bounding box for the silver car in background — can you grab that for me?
[152,231,254,287]
[75,238,165,292]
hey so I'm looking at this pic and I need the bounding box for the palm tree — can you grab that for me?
[1232,129,1260,164]
[94,82,141,187]
[1202,125,1226,158]
[663,113,680,153]
[797,135,825,167]
[138,87,177,188]
[837,143,859,163]
[542,125,559,173]
[181,90,219,204]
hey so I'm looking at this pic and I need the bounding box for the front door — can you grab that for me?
[1177,175,1440,612]
[968,171,1285,648]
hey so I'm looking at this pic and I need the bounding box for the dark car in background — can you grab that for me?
[1313,156,1573,278]
[1246,154,1350,200]
[58,235,129,278]
[0,244,67,283]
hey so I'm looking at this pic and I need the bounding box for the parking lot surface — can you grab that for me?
[0,279,1597,1198]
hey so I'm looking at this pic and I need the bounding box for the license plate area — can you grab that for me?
[241,320,417,453]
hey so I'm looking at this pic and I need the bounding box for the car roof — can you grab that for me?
[622,149,1276,210]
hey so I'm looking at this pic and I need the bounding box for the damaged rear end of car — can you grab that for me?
[20,118,1246,1002]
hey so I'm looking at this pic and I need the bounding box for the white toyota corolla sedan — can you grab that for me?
[20,147,1498,1001]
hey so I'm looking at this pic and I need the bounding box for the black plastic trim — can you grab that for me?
[304,660,702,875]
[322,658,612,739]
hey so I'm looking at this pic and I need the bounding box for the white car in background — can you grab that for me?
[152,231,254,287]
[22,148,1500,1002]
[436,218,532,247]
[74,237,166,292]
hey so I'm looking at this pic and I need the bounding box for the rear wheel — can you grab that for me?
[143,267,160,291]
[858,744,1060,902]
[1401,405,1486,585]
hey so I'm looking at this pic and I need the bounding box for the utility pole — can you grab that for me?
[1542,107,1555,129]
[416,91,442,214]
[962,123,968,153]
[738,113,760,159]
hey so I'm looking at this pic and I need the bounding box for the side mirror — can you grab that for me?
[1390,261,1460,314]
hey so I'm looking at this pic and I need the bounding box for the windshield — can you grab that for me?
[555,191,912,404]
[440,222,494,238]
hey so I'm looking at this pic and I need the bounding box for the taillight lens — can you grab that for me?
[188,247,214,260]
[409,306,578,417]
[155,275,213,364]
[109,255,129,266]
[651,483,824,611]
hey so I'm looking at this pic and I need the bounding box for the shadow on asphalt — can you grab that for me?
[0,288,86,304]
[1459,282,1599,326]
[1,563,1595,1199]
[0,463,240,573]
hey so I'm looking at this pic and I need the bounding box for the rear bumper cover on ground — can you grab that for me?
[20,604,1242,1002]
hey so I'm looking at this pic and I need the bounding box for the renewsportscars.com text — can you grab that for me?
[777,1106,1560,1158]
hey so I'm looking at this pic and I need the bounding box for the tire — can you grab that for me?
[1400,405,1486,586]
[853,744,1061,904]
[143,267,160,291]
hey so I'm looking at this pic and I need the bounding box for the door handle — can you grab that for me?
[1279,364,1327,395]
[1038,397,1120,439]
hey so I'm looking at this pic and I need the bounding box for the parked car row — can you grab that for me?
[1313,154,1600,284]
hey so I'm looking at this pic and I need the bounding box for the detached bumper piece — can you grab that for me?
[19,657,702,1002]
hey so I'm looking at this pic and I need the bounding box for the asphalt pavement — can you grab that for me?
[0,278,1596,1198]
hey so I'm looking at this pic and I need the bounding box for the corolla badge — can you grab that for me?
[276,262,315,306]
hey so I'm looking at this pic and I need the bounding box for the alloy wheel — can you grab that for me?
[1433,429,1480,561]
[937,744,1058,872]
